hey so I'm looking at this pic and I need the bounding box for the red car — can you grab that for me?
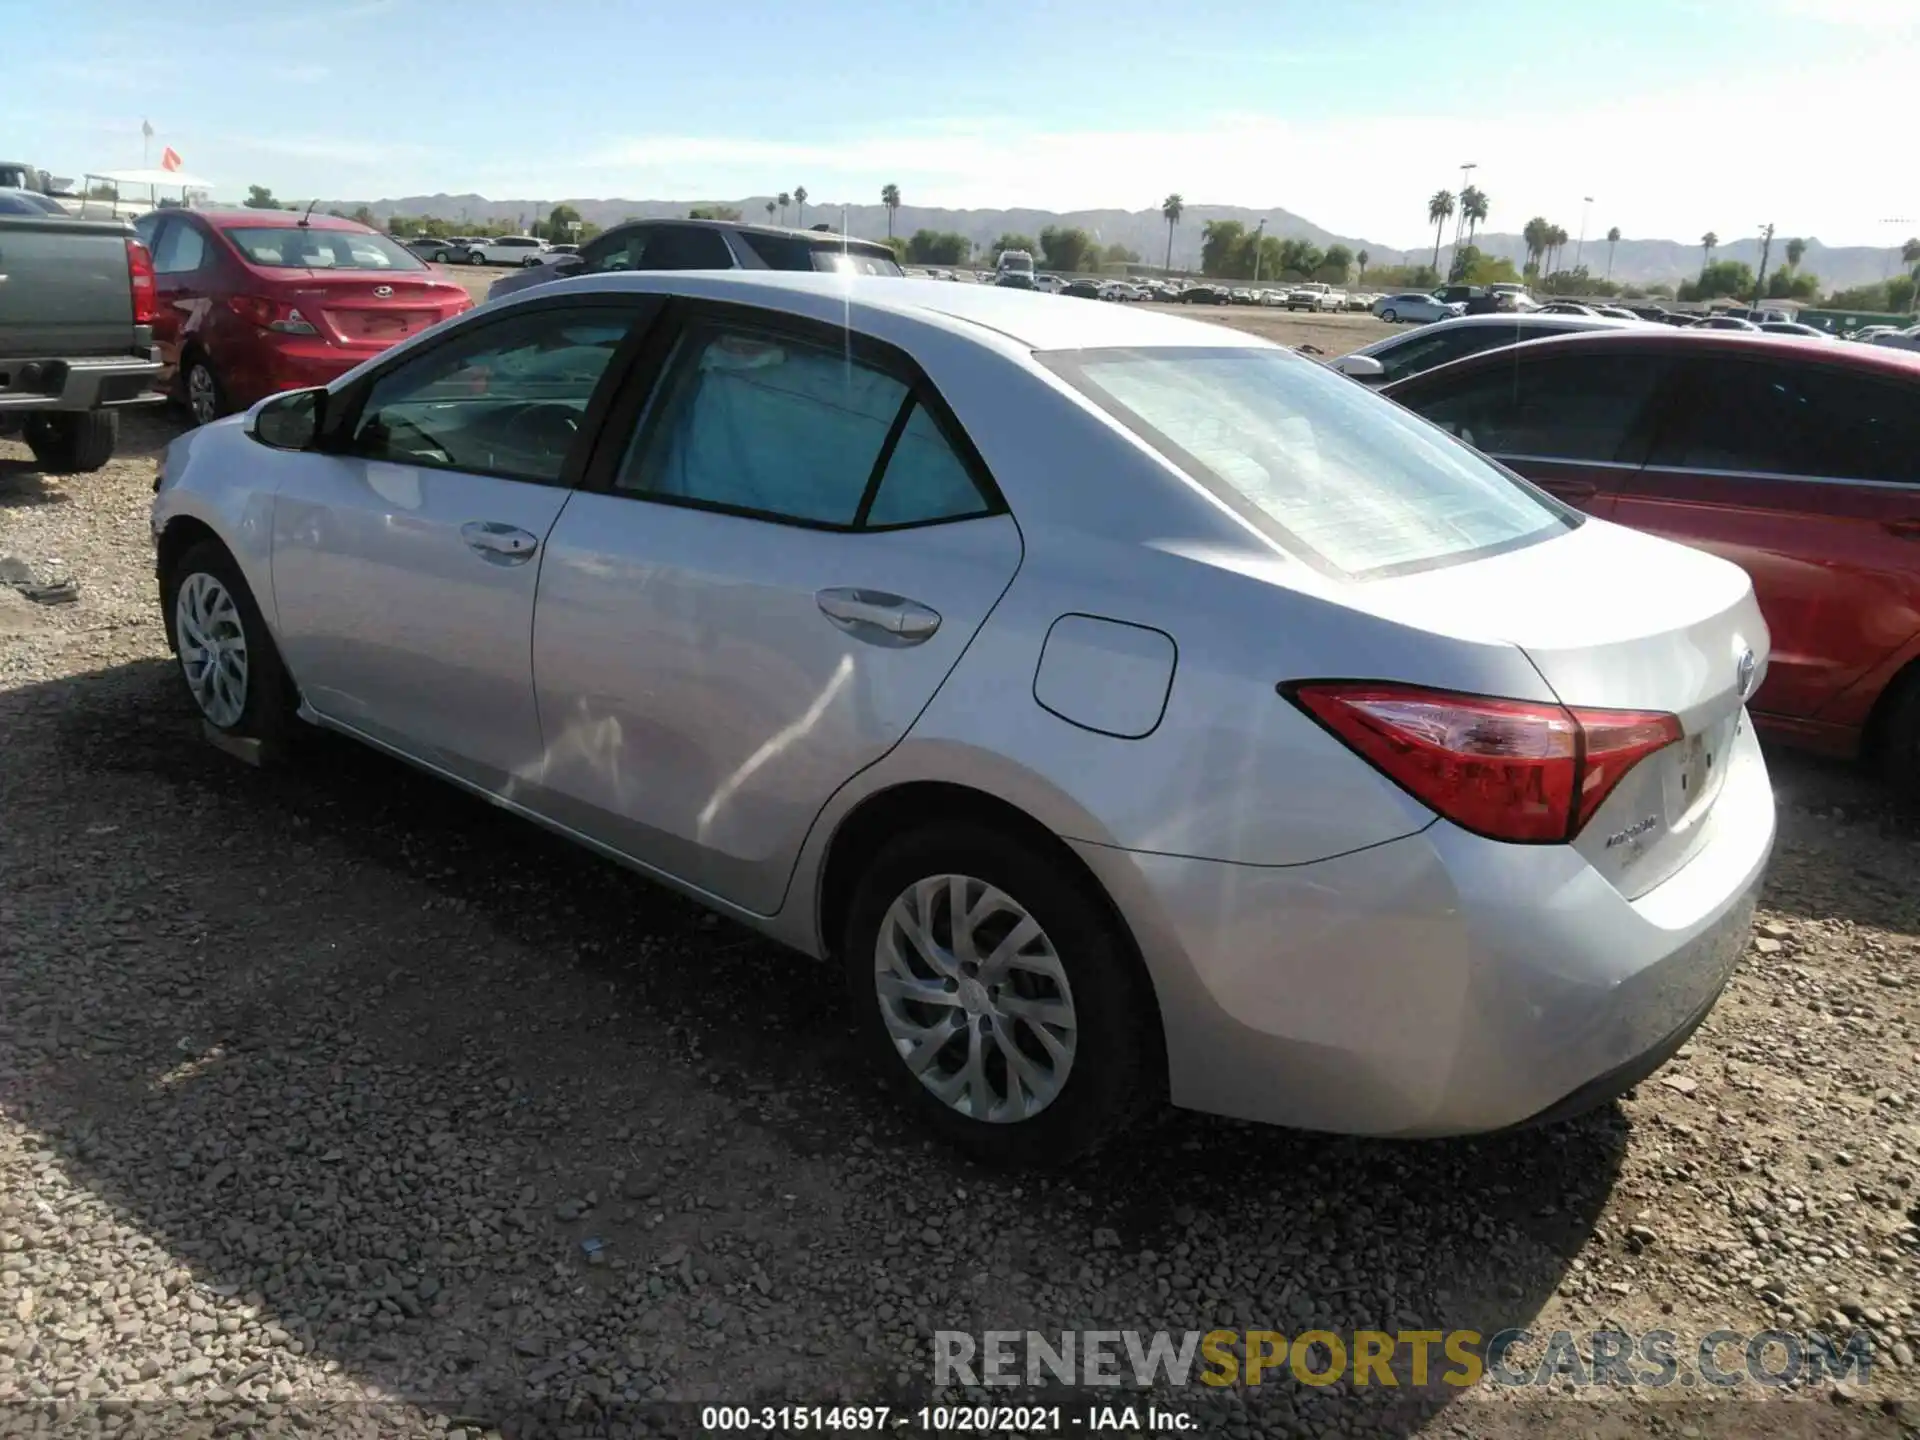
[131,208,472,425]
[1384,330,1920,796]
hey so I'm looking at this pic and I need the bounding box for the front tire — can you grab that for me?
[1877,669,1920,806]
[24,411,118,473]
[1381,308,1398,323]
[842,824,1157,1167]
[468,250,487,265]
[162,540,297,743]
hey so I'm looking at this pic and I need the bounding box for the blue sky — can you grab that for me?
[6,0,1914,247]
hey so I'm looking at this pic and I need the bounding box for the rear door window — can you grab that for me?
[637,226,735,270]
[151,220,206,275]
[1649,359,1920,484]
[1407,352,1665,463]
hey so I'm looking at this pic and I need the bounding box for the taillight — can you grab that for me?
[1286,683,1681,844]
[126,239,157,325]
[225,295,318,335]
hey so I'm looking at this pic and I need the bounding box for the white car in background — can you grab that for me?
[1373,292,1463,325]
[463,235,550,267]
[1868,322,1920,352]
[1286,282,1340,312]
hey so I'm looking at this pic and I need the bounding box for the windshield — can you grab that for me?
[222,227,427,271]
[1040,346,1574,579]
[812,248,905,277]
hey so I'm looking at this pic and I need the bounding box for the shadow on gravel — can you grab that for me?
[0,656,1631,1437]
[1760,746,1920,937]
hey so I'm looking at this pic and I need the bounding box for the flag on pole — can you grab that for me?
[161,146,183,172]
[142,119,154,140]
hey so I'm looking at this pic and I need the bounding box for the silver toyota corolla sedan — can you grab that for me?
[150,272,1775,1166]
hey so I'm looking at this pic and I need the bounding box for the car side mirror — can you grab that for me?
[249,386,325,451]
[1334,353,1386,382]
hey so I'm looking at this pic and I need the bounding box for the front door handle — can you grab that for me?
[460,520,540,565]
[816,587,942,644]
[1884,517,1920,540]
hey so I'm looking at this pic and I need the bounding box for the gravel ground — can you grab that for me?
[2,403,1917,1440]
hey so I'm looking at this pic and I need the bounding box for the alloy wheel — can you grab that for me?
[874,874,1077,1123]
[175,571,248,727]
[187,364,219,426]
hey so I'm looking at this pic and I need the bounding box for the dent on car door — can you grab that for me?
[269,298,654,787]
[529,311,1023,914]
[1611,357,1920,726]
[1395,351,1669,516]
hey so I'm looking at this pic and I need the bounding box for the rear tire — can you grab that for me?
[1381,308,1398,323]
[842,823,1158,1168]
[23,411,118,473]
[184,358,226,428]
[161,539,298,744]
[1877,668,1920,807]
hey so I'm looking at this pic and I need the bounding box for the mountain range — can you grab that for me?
[328,192,1909,290]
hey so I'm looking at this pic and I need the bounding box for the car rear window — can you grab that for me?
[222,227,426,271]
[1040,346,1575,579]
[735,229,902,276]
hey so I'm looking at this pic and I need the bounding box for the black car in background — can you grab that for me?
[486,219,904,301]
[1179,285,1229,305]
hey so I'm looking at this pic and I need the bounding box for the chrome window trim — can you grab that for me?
[1640,464,1920,492]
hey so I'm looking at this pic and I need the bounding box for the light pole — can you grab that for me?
[1575,196,1593,271]
[1753,223,1775,306]
[1452,162,1477,266]
[1251,218,1267,285]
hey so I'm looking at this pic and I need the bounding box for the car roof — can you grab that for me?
[1384,326,1920,388]
[192,208,380,233]
[541,271,1277,351]
[610,216,896,252]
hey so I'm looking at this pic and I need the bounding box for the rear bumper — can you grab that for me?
[223,340,377,411]
[0,351,163,412]
[1077,718,1775,1136]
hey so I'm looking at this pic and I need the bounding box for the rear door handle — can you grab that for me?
[1884,517,1920,540]
[816,587,942,644]
[460,520,540,564]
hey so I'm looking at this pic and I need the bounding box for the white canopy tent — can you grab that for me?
[78,167,217,219]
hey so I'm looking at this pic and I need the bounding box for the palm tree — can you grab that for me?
[1905,237,1920,312]
[764,199,776,223]
[1604,226,1621,281]
[1785,237,1806,273]
[1161,193,1183,272]
[881,183,901,239]
[1356,248,1369,281]
[1460,186,1489,244]
[1549,225,1569,273]
[777,191,790,225]
[1701,231,1718,271]
[1521,216,1550,275]
[1427,189,1455,273]
[793,186,808,227]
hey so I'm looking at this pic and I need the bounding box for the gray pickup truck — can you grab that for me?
[0,212,163,472]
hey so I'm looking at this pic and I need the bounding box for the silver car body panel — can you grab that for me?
[152,272,1775,1136]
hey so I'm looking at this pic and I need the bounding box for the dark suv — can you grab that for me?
[487,219,903,302]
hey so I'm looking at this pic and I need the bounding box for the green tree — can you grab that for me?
[1677,259,1754,301]
[1460,186,1489,243]
[1200,219,1246,277]
[1101,242,1140,267]
[1700,231,1718,270]
[1320,244,1354,281]
[688,205,743,221]
[1522,216,1551,275]
[546,203,583,241]
[1765,269,1819,300]
[905,229,969,265]
[1785,236,1806,273]
[243,184,280,210]
[1160,192,1183,272]
[1906,238,1920,311]
[1356,248,1369,280]
[1605,226,1621,281]
[765,199,776,223]
[349,206,376,228]
[1548,224,1569,274]
[990,232,1038,260]
[1038,225,1100,273]
[881,183,901,239]
[1427,189,1455,273]
[792,185,808,226]
[1276,237,1322,278]
[880,235,908,262]
[776,191,791,225]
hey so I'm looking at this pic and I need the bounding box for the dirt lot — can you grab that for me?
[1,391,1917,1439]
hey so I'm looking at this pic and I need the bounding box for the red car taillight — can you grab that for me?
[1287,683,1681,844]
[126,239,157,325]
[225,295,318,335]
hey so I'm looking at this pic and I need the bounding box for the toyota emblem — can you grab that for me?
[373,285,393,299]
[1735,646,1757,700]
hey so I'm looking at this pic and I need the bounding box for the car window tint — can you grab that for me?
[582,228,647,273]
[151,221,205,274]
[1372,328,1481,383]
[736,230,812,269]
[617,324,908,525]
[350,309,630,484]
[863,402,990,527]
[640,226,734,270]
[1411,353,1660,462]
[1651,359,1920,484]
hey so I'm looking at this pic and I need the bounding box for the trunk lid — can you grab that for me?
[277,272,469,347]
[1356,518,1768,897]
